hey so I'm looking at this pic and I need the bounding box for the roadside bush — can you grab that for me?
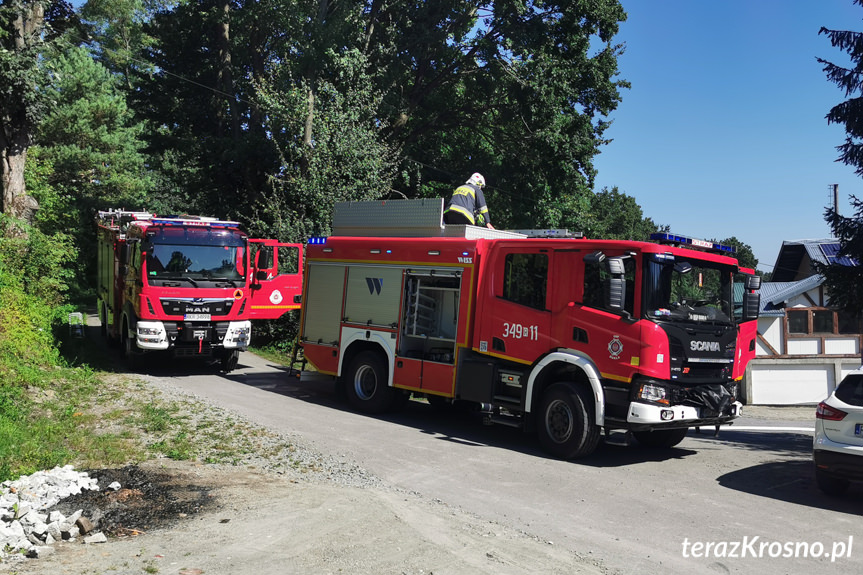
[0,214,75,306]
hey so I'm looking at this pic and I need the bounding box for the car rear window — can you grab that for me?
[835,374,863,407]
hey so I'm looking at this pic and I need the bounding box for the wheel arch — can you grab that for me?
[526,350,605,426]
[338,329,394,386]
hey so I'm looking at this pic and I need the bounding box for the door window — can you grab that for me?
[502,253,548,310]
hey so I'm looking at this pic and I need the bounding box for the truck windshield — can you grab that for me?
[644,254,734,325]
[144,227,247,282]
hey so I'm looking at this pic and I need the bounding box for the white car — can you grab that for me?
[813,368,863,495]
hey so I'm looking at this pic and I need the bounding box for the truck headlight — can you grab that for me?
[638,382,670,405]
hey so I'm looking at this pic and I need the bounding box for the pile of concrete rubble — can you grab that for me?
[1,465,114,559]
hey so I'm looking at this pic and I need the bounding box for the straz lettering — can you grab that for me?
[458,256,473,264]
[503,322,539,341]
[690,340,720,352]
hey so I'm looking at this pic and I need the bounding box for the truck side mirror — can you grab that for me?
[742,292,760,321]
[584,251,606,264]
[745,274,761,291]
[606,257,626,312]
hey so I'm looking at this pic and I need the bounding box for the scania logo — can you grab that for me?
[690,340,721,352]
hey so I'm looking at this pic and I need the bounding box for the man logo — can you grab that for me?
[366,277,384,295]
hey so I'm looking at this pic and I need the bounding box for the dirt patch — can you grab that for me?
[52,464,218,538]
[4,459,604,575]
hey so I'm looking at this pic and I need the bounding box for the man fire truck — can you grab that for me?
[297,199,760,458]
[97,210,302,371]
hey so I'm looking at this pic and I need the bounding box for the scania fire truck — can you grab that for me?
[97,210,303,371]
[297,199,761,458]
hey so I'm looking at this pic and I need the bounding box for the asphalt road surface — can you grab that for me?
[130,349,862,575]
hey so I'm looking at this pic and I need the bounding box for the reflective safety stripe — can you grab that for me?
[444,204,475,224]
[451,185,477,199]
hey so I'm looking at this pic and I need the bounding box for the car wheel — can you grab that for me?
[815,467,850,497]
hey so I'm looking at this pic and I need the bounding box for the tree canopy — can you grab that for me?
[1,0,687,317]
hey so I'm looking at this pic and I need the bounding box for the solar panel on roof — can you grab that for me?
[820,243,860,267]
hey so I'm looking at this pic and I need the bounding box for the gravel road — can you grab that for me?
[2,360,610,575]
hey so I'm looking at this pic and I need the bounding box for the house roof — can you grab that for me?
[757,276,825,317]
[770,239,858,282]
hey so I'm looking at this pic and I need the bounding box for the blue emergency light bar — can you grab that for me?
[650,232,736,254]
[308,237,327,245]
[151,217,239,228]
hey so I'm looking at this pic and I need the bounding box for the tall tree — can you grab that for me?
[585,186,662,241]
[815,5,863,315]
[1,0,47,221]
[27,44,152,295]
[362,1,629,231]
[718,236,758,272]
[80,0,169,89]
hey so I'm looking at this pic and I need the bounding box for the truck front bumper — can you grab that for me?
[222,321,251,349]
[627,400,742,427]
[135,321,170,350]
[136,320,251,351]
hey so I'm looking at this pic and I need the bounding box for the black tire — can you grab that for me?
[102,303,119,347]
[633,428,689,448]
[121,319,141,369]
[537,382,601,459]
[99,304,107,338]
[220,349,240,373]
[815,468,850,497]
[344,351,394,413]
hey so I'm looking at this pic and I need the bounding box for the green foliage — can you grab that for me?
[38,45,151,208]
[364,0,629,229]
[0,265,98,481]
[250,49,400,242]
[717,236,759,271]
[586,186,664,240]
[816,9,863,314]
[815,196,863,316]
[28,44,151,298]
[0,214,74,306]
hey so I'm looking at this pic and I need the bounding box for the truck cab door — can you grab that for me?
[477,246,553,364]
[247,239,304,319]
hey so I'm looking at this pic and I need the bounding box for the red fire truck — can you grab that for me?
[297,200,761,458]
[97,210,302,371]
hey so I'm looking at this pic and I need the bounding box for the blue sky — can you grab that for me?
[592,1,861,273]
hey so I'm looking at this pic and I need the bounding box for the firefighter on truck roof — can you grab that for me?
[443,172,495,229]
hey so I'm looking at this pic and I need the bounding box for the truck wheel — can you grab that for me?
[633,428,688,448]
[121,320,141,369]
[344,351,393,414]
[99,304,107,338]
[815,467,850,497]
[537,382,600,459]
[220,349,240,373]
[102,303,118,347]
